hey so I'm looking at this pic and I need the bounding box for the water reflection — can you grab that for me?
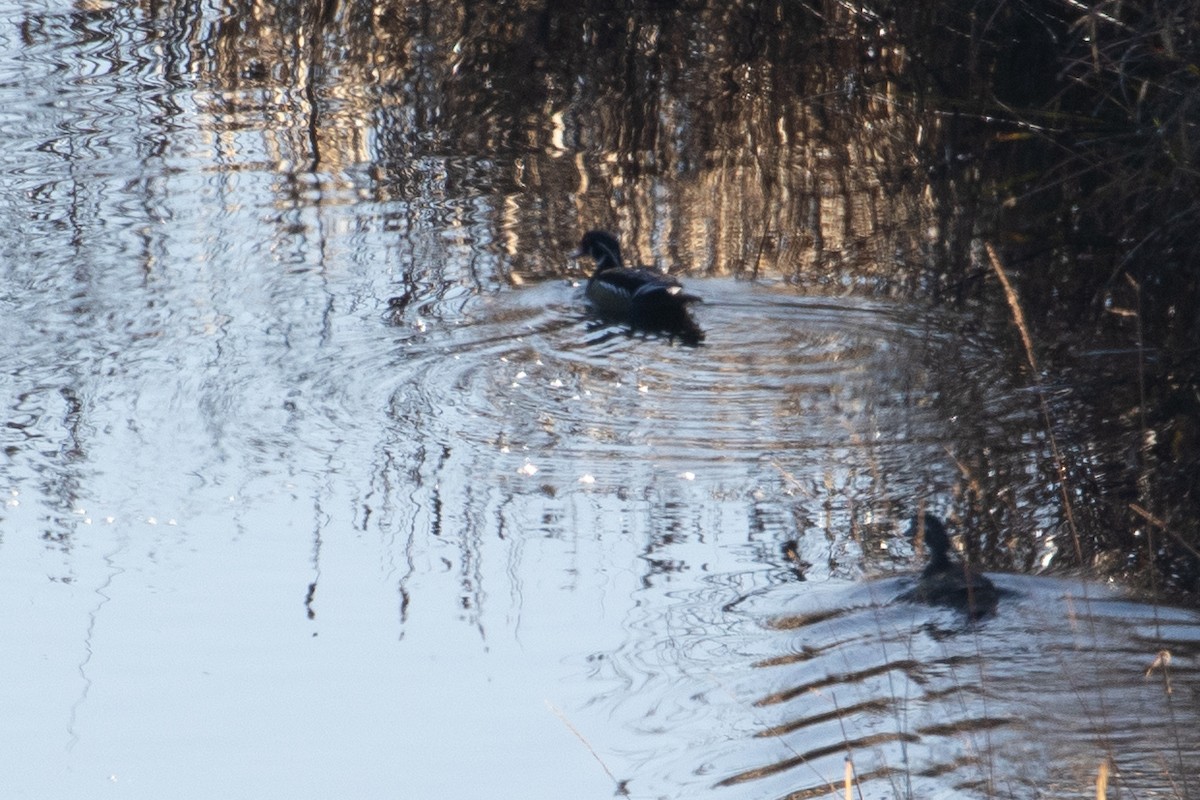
[712,575,1200,799]
[49,0,933,285]
[381,281,929,510]
[1,2,1196,798]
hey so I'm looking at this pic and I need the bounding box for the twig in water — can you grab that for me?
[546,701,630,796]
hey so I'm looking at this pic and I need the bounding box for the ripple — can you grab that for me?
[706,574,1200,799]
[383,278,927,500]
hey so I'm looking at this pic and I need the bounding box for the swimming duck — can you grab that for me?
[901,513,998,618]
[573,230,704,345]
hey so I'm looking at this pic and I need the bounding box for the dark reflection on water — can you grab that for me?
[1,2,1196,799]
[17,0,931,286]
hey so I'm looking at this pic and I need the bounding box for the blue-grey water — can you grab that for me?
[2,3,1198,799]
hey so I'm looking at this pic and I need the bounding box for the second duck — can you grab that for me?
[573,230,705,345]
[900,513,999,619]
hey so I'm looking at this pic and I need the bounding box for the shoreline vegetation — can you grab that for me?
[877,0,1200,600]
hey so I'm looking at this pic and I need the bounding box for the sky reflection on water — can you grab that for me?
[2,3,1198,799]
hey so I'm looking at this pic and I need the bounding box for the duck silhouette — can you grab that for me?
[572,230,704,345]
[900,513,998,619]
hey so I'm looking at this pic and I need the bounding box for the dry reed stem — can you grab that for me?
[985,242,1084,563]
[1145,649,1173,694]
[546,701,629,796]
[1131,503,1200,560]
[985,243,1039,376]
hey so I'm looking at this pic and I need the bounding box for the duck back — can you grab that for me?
[629,283,704,345]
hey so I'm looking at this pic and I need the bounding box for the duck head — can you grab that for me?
[907,512,954,572]
[573,230,624,272]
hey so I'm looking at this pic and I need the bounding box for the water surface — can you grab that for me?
[1,3,1196,799]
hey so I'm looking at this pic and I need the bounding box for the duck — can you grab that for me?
[900,513,998,618]
[572,230,705,345]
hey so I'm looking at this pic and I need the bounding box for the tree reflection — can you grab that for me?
[16,0,1198,594]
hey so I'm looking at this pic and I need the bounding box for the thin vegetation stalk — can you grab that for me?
[547,702,630,796]
[985,242,1084,564]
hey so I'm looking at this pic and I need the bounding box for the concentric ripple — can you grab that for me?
[381,277,928,499]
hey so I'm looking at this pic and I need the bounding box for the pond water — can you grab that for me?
[2,3,1197,799]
